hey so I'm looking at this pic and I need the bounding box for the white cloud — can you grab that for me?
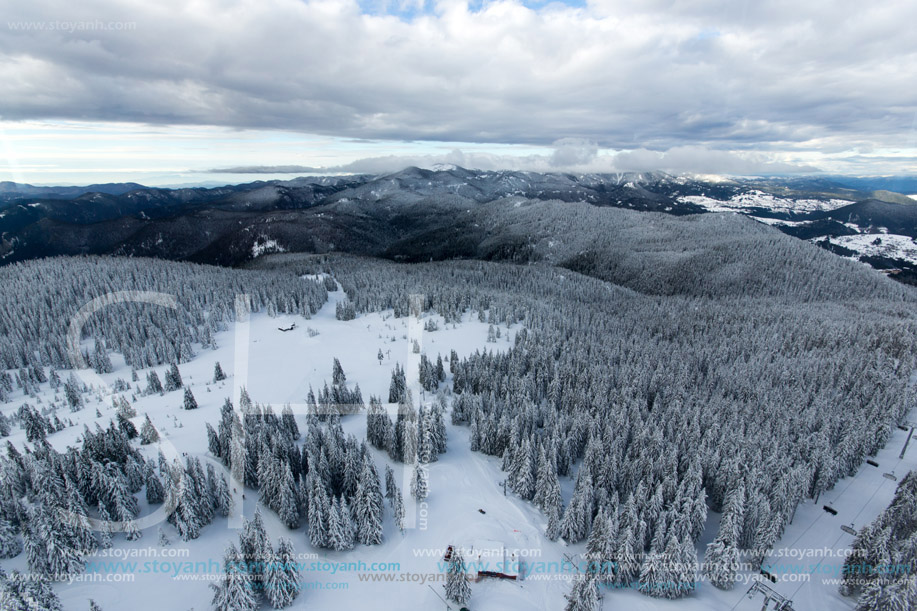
[550,138,599,168]
[300,143,819,175]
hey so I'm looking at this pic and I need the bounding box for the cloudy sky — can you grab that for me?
[1,0,915,185]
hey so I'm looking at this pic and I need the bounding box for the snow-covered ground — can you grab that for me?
[750,216,812,227]
[820,234,917,265]
[679,191,851,214]
[1,280,914,610]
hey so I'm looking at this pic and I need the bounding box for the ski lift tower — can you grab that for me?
[899,421,915,459]
[744,581,795,611]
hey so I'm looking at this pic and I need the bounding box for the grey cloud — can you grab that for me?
[1,0,915,170]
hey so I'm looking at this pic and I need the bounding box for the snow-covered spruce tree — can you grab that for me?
[182,387,198,410]
[18,405,50,442]
[145,465,166,505]
[638,533,696,600]
[332,357,346,387]
[545,504,562,542]
[264,537,301,609]
[139,414,159,444]
[435,354,445,383]
[367,396,393,452]
[841,470,917,603]
[704,521,739,590]
[168,468,202,541]
[335,299,356,321]
[392,396,418,464]
[328,496,355,551]
[418,403,446,463]
[431,399,447,453]
[534,446,561,514]
[215,472,233,517]
[391,485,406,534]
[558,471,592,543]
[419,354,438,393]
[95,504,113,550]
[115,395,136,419]
[860,576,916,611]
[145,371,163,395]
[612,509,640,586]
[410,463,428,501]
[352,458,384,546]
[281,404,299,440]
[116,413,138,440]
[384,465,396,500]
[64,477,98,552]
[637,539,666,598]
[508,438,535,500]
[308,472,331,549]
[210,542,257,611]
[24,502,85,579]
[0,573,21,610]
[675,535,699,597]
[213,361,227,382]
[444,548,472,605]
[0,518,22,558]
[388,364,407,404]
[92,339,113,374]
[338,496,355,550]
[96,461,140,527]
[584,507,616,581]
[417,406,432,463]
[240,510,270,588]
[64,373,83,412]
[164,363,183,392]
[272,463,298,529]
[3,567,63,610]
[855,579,889,611]
[564,572,600,611]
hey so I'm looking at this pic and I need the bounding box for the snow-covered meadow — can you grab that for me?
[677,191,851,214]
[822,234,917,266]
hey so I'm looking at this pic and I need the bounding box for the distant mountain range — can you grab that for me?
[0,181,148,202]
[2,168,915,284]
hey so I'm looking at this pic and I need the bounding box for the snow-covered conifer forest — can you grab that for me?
[0,235,915,610]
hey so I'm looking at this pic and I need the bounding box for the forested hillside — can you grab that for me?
[2,169,915,287]
[250,252,917,605]
[0,236,913,609]
[0,256,327,372]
